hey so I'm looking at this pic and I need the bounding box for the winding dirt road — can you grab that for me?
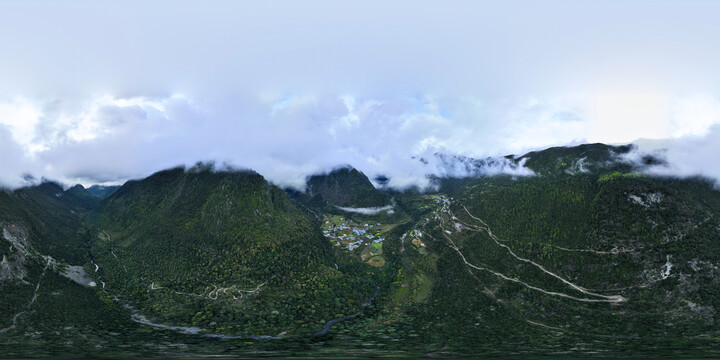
[423,198,625,303]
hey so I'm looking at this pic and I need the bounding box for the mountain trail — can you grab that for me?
[434,230,624,303]
[458,205,625,302]
[420,198,625,303]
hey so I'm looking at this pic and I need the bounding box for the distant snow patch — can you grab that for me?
[335,205,394,215]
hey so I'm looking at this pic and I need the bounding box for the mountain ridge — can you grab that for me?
[2,143,720,357]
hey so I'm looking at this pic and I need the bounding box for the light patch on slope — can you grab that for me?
[61,265,96,287]
[2,225,96,287]
[628,192,663,208]
[0,253,28,282]
[662,255,674,280]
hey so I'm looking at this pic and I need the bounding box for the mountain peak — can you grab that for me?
[306,166,390,208]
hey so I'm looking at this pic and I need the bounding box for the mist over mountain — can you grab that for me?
[4,1,720,358]
[3,142,720,358]
[305,167,391,208]
[3,92,720,191]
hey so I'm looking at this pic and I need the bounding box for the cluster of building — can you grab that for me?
[323,219,386,251]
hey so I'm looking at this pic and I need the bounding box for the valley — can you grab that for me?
[322,215,392,266]
[1,144,720,358]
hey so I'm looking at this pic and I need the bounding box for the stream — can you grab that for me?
[313,286,380,337]
[111,286,381,340]
[90,230,383,339]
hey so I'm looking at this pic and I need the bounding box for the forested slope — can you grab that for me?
[85,165,376,336]
[2,144,720,357]
[380,144,720,354]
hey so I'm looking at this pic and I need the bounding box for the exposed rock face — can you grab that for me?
[0,225,29,283]
[0,253,27,282]
[629,192,664,207]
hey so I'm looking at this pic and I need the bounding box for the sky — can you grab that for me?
[2,0,720,189]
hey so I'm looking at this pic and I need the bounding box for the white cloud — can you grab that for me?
[335,205,394,215]
[2,91,720,191]
[0,98,43,153]
[633,125,720,188]
[0,124,33,188]
[670,95,720,138]
[616,95,720,187]
[0,93,578,189]
[587,93,672,143]
[2,2,720,189]
[270,95,317,117]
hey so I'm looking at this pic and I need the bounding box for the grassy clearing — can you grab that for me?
[390,272,432,307]
[367,256,385,267]
[412,273,432,303]
[373,223,397,234]
[361,245,383,260]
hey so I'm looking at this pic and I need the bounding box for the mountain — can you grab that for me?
[2,182,97,264]
[0,182,146,356]
[305,166,391,208]
[85,164,377,337]
[63,184,101,211]
[86,185,120,200]
[2,144,720,358]
[390,144,720,354]
[518,142,635,174]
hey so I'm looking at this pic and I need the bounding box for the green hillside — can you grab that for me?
[85,165,377,337]
[2,145,720,357]
[0,182,156,357]
[379,145,720,355]
[1,182,95,264]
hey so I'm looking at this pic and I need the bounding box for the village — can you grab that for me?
[321,215,389,267]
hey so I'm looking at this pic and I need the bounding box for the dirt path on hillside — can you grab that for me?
[457,205,625,302]
[418,198,625,303]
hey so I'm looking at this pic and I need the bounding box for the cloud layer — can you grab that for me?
[2,2,720,189]
[626,125,720,188]
[0,94,573,189]
[3,92,720,191]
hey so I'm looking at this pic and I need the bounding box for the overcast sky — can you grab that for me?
[2,0,720,189]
